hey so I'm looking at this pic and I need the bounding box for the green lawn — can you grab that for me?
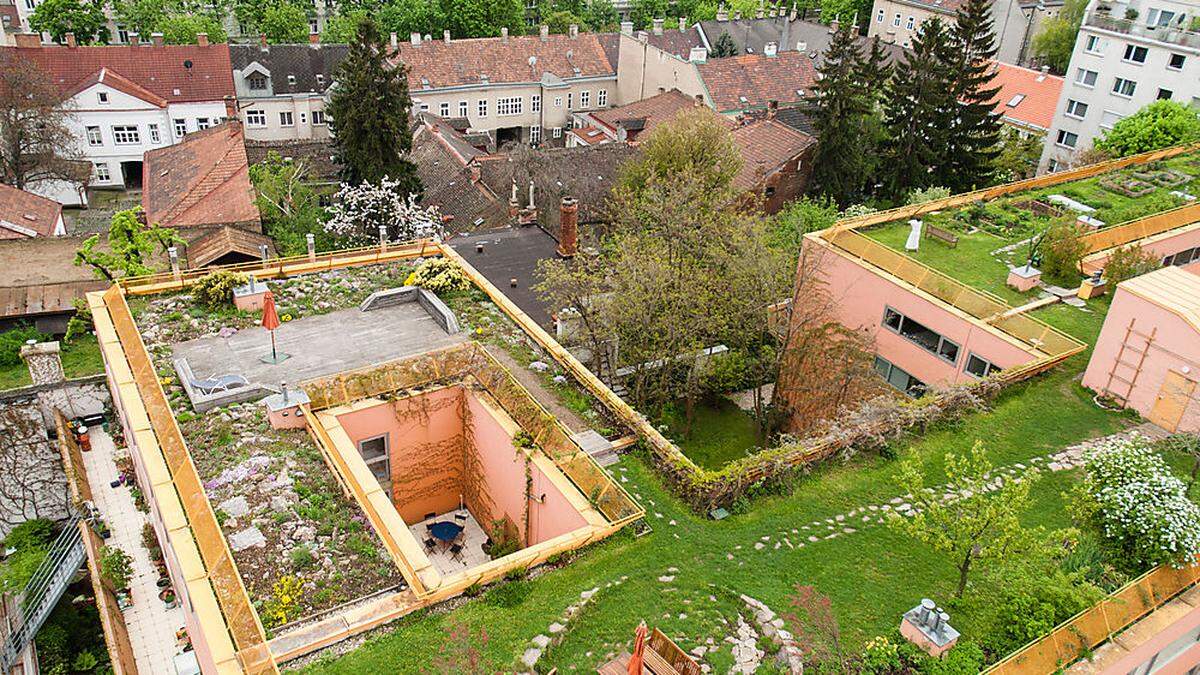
[300,363,1157,673]
[0,334,104,391]
[659,398,762,469]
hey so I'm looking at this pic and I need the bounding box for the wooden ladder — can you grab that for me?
[1102,318,1157,405]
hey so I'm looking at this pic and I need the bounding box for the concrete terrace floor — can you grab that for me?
[172,302,466,387]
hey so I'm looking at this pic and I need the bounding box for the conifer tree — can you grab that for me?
[711,31,738,57]
[940,0,1002,190]
[808,23,874,205]
[880,18,957,198]
[328,16,422,196]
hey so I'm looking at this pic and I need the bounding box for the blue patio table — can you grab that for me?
[429,521,463,544]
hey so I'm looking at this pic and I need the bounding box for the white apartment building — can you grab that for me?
[2,37,235,204]
[1039,0,1200,172]
[230,41,347,141]
[867,0,1058,64]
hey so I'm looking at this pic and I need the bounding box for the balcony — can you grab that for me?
[1085,10,1200,49]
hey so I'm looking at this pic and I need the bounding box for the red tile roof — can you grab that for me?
[567,125,611,145]
[986,61,1064,133]
[730,119,815,191]
[1,43,234,104]
[65,67,169,107]
[142,122,260,229]
[0,183,64,239]
[397,33,615,89]
[697,51,817,113]
[591,89,729,138]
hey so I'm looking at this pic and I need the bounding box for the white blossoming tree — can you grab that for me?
[1074,435,1200,570]
[324,177,445,246]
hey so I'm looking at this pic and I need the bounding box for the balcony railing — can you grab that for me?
[1085,11,1200,49]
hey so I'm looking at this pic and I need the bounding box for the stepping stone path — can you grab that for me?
[742,595,804,673]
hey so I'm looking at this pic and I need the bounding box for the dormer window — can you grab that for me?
[248,73,268,91]
[316,74,325,86]
[97,91,109,104]
[287,74,296,86]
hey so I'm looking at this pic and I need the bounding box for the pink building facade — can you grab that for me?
[1082,267,1200,433]
[1082,224,1200,276]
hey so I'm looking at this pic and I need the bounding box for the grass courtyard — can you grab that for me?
[0,333,105,390]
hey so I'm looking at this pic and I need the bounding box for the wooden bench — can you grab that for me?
[923,224,959,248]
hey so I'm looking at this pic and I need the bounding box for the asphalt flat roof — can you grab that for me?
[451,226,560,328]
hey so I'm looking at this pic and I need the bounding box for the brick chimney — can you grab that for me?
[540,24,549,41]
[501,27,509,42]
[14,33,40,48]
[259,33,267,47]
[569,23,578,38]
[309,31,319,44]
[127,31,139,45]
[557,197,578,257]
[196,32,209,46]
[767,99,778,119]
[64,32,76,47]
[151,32,164,46]
[679,16,687,30]
[224,95,237,120]
[443,29,451,44]
[652,18,664,35]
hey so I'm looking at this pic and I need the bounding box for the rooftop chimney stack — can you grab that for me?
[1037,64,1049,81]
[309,31,319,44]
[128,32,140,45]
[679,16,687,30]
[540,24,549,40]
[716,3,728,20]
[830,16,839,32]
[64,32,76,48]
[196,32,209,46]
[790,1,798,20]
[501,26,509,41]
[689,46,708,63]
[410,31,421,46]
[259,33,267,47]
[901,598,959,658]
[620,21,634,35]
[569,23,578,38]
[443,29,451,44]
[151,32,164,46]
[14,33,41,48]
[653,18,664,35]
[767,99,778,118]
[557,197,579,258]
[764,40,778,56]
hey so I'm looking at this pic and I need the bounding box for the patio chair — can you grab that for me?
[423,512,437,521]
[423,537,436,552]
[453,512,467,522]
[449,543,463,561]
[190,374,249,395]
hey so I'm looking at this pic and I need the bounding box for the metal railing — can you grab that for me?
[1079,201,1200,255]
[0,512,87,672]
[1085,11,1200,50]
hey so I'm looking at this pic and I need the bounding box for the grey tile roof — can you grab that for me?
[229,44,349,95]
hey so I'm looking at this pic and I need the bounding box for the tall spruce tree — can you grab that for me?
[939,0,1003,191]
[880,18,957,198]
[328,16,422,195]
[808,23,874,206]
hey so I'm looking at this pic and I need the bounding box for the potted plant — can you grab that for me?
[159,587,178,609]
[94,518,111,539]
[1125,7,1139,20]
[100,545,133,595]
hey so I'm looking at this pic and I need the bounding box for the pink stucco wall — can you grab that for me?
[1083,227,1200,274]
[1082,287,1200,432]
[1095,603,1200,674]
[802,240,1037,389]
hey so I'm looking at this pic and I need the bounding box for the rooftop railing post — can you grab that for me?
[306,233,316,262]
[168,246,181,282]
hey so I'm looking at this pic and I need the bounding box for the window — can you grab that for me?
[458,100,468,117]
[567,93,573,109]
[97,91,109,104]
[1006,94,1026,107]
[174,118,187,137]
[1100,109,1124,129]
[1169,53,1186,70]
[531,94,541,112]
[308,17,318,33]
[1084,35,1105,54]
[1158,88,1174,100]
[85,126,102,146]
[1065,99,1088,118]
[880,307,960,364]
[965,354,1000,378]
[477,99,488,117]
[117,25,129,43]
[1146,7,1177,27]
[597,89,607,107]
[439,101,449,116]
[580,90,590,108]
[554,96,563,108]
[248,73,267,91]
[197,117,211,130]
[1056,129,1079,148]
[905,15,914,29]
[1047,158,1060,173]
[286,74,296,86]
[148,123,160,143]
[357,435,391,497]
[873,356,927,397]
[279,111,294,126]
[111,125,140,145]
[93,162,110,182]
[876,8,884,22]
[496,96,523,116]
[312,110,326,125]
[892,12,901,26]
[1075,68,1098,87]
[1123,44,1149,63]
[552,126,562,138]
[530,125,541,143]
[23,0,33,9]
[246,109,266,127]
[1163,246,1199,267]
[1112,77,1137,97]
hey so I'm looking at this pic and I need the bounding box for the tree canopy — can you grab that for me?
[0,51,84,191]
[29,0,109,44]
[1094,100,1200,157]
[74,208,182,282]
[1032,0,1086,74]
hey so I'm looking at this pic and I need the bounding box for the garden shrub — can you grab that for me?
[0,325,48,367]
[1039,220,1087,283]
[860,635,902,673]
[1102,243,1160,284]
[906,186,952,206]
[484,579,531,607]
[191,270,249,309]
[99,546,133,590]
[1073,435,1200,570]
[0,519,56,593]
[405,257,469,293]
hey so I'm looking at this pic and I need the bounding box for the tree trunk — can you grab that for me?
[955,554,972,598]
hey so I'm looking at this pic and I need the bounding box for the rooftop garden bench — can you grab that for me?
[923,224,959,248]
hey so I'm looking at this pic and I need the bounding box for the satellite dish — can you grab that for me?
[183,59,193,69]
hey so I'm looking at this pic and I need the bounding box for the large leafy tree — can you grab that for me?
[328,16,422,194]
[29,0,110,44]
[879,18,957,198]
[1094,100,1200,157]
[250,152,331,255]
[0,52,83,192]
[261,1,310,42]
[376,0,440,37]
[1032,0,1085,74]
[939,0,1002,191]
[74,208,182,282]
[158,13,228,43]
[436,0,524,38]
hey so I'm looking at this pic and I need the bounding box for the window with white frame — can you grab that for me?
[357,435,391,497]
[1075,68,1098,87]
[86,126,102,146]
[497,96,523,116]
[1056,129,1079,148]
[881,307,960,364]
[478,99,488,117]
[892,12,901,26]
[278,111,293,126]
[531,94,541,112]
[458,100,468,117]
[97,91,109,104]
[1169,53,1186,70]
[149,123,160,143]
[1159,88,1174,100]
[873,356,927,397]
[1146,7,1177,27]
[1065,99,1088,118]
[567,93,573,109]
[1084,35,1105,54]
[552,126,562,138]
[246,109,266,126]
[439,101,449,116]
[248,73,267,90]
[1100,109,1124,129]
[598,89,607,107]
[312,110,326,125]
[112,125,140,145]
[174,118,187,137]
[905,15,914,29]
[876,7,884,21]
[93,162,110,182]
[1112,77,1137,97]
[580,90,590,108]
[965,353,1000,378]
[1122,44,1149,63]
[197,117,211,130]
[530,125,541,143]
[554,96,563,108]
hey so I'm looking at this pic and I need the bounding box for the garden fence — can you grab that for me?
[986,558,1200,674]
[1078,201,1200,255]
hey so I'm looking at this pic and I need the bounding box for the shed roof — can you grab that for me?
[1118,266,1200,334]
[987,61,1063,132]
[398,33,614,90]
[0,183,63,239]
[143,122,260,229]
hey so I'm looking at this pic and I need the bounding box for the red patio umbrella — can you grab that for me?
[261,290,281,362]
[628,620,648,675]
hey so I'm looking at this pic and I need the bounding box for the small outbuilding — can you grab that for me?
[1082,266,1200,433]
